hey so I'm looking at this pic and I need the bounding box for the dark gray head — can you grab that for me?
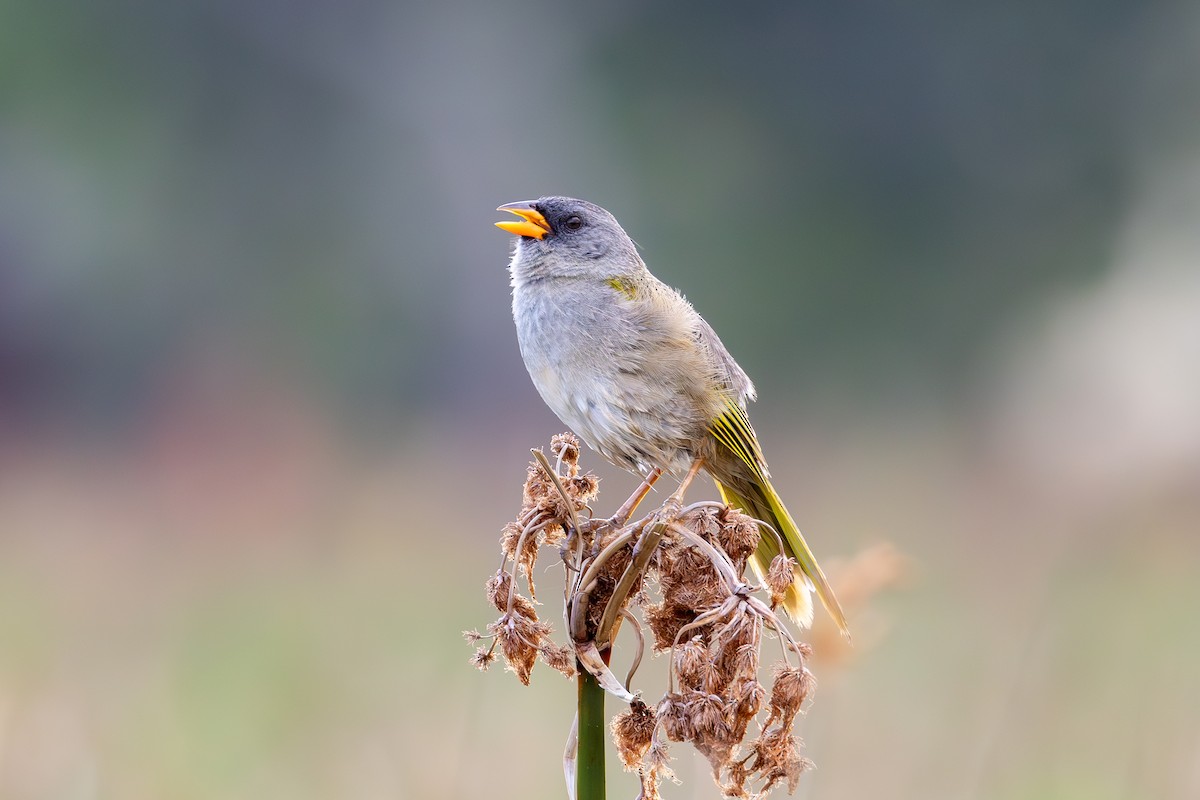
[495,196,643,282]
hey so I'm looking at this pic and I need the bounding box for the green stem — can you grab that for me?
[576,664,606,800]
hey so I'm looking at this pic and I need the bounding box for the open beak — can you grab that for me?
[495,202,551,240]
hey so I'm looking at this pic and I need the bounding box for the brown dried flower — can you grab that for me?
[717,507,760,566]
[470,647,497,670]
[470,434,841,799]
[520,453,599,522]
[766,554,798,608]
[638,739,675,800]
[644,602,697,652]
[689,690,730,740]
[489,606,552,685]
[538,642,577,678]
[612,699,657,770]
[550,432,581,470]
[657,692,694,743]
[731,675,765,719]
[485,570,534,618]
[747,727,810,795]
[769,663,816,724]
[673,636,708,687]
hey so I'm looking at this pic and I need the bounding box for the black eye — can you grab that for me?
[563,215,583,231]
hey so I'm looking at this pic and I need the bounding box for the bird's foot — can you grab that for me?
[656,496,683,525]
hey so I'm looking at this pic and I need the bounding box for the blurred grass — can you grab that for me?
[2,1,1198,797]
[1,422,1196,799]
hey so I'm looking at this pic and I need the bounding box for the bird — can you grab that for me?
[496,196,847,635]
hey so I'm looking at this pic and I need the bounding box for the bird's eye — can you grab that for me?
[563,215,583,231]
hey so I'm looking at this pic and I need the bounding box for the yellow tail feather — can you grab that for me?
[715,477,849,637]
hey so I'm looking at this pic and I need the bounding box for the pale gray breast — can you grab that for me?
[512,277,724,475]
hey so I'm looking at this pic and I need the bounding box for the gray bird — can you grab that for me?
[497,196,847,633]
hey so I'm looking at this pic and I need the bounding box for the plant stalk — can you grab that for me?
[576,661,606,800]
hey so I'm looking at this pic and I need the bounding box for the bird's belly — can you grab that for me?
[513,283,704,476]
[529,363,698,476]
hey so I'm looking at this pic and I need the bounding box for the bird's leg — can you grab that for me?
[610,467,662,528]
[662,457,705,519]
[673,457,705,502]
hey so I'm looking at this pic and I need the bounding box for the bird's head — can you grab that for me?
[496,196,642,282]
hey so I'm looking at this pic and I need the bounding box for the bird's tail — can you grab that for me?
[715,476,849,637]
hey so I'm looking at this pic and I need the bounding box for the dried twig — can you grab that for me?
[595,517,668,647]
[532,448,581,537]
[618,608,645,692]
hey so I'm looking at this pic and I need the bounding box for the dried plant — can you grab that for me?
[467,434,824,799]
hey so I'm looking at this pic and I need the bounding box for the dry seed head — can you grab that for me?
[611,699,657,770]
[645,603,697,651]
[550,432,581,472]
[717,509,761,566]
[699,656,726,695]
[665,540,718,583]
[730,676,765,734]
[470,647,497,670]
[521,463,566,519]
[693,736,738,790]
[656,574,726,627]
[542,520,567,549]
[496,623,538,685]
[657,692,694,743]
[689,691,731,740]
[472,434,822,797]
[752,727,810,795]
[766,555,798,607]
[485,570,509,610]
[683,506,722,539]
[567,473,600,503]
[511,607,553,643]
[701,621,747,694]
[728,641,759,681]
[521,456,600,521]
[538,642,577,678]
[661,543,726,603]
[769,663,816,722]
[521,462,553,510]
[721,708,751,758]
[581,538,641,636]
[638,739,676,800]
[493,607,554,685]
[500,520,557,599]
[645,739,674,777]
[664,579,726,617]
[500,521,523,559]
[709,608,754,659]
[725,761,751,799]
[485,570,536,617]
[674,636,708,687]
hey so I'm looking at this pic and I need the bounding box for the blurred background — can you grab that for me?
[2,1,1199,798]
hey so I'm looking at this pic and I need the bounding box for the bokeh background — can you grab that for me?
[2,2,1199,798]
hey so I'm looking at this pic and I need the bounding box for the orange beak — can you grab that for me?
[495,202,551,240]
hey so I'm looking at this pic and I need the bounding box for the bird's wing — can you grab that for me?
[692,315,757,405]
[709,399,850,636]
[707,397,767,478]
